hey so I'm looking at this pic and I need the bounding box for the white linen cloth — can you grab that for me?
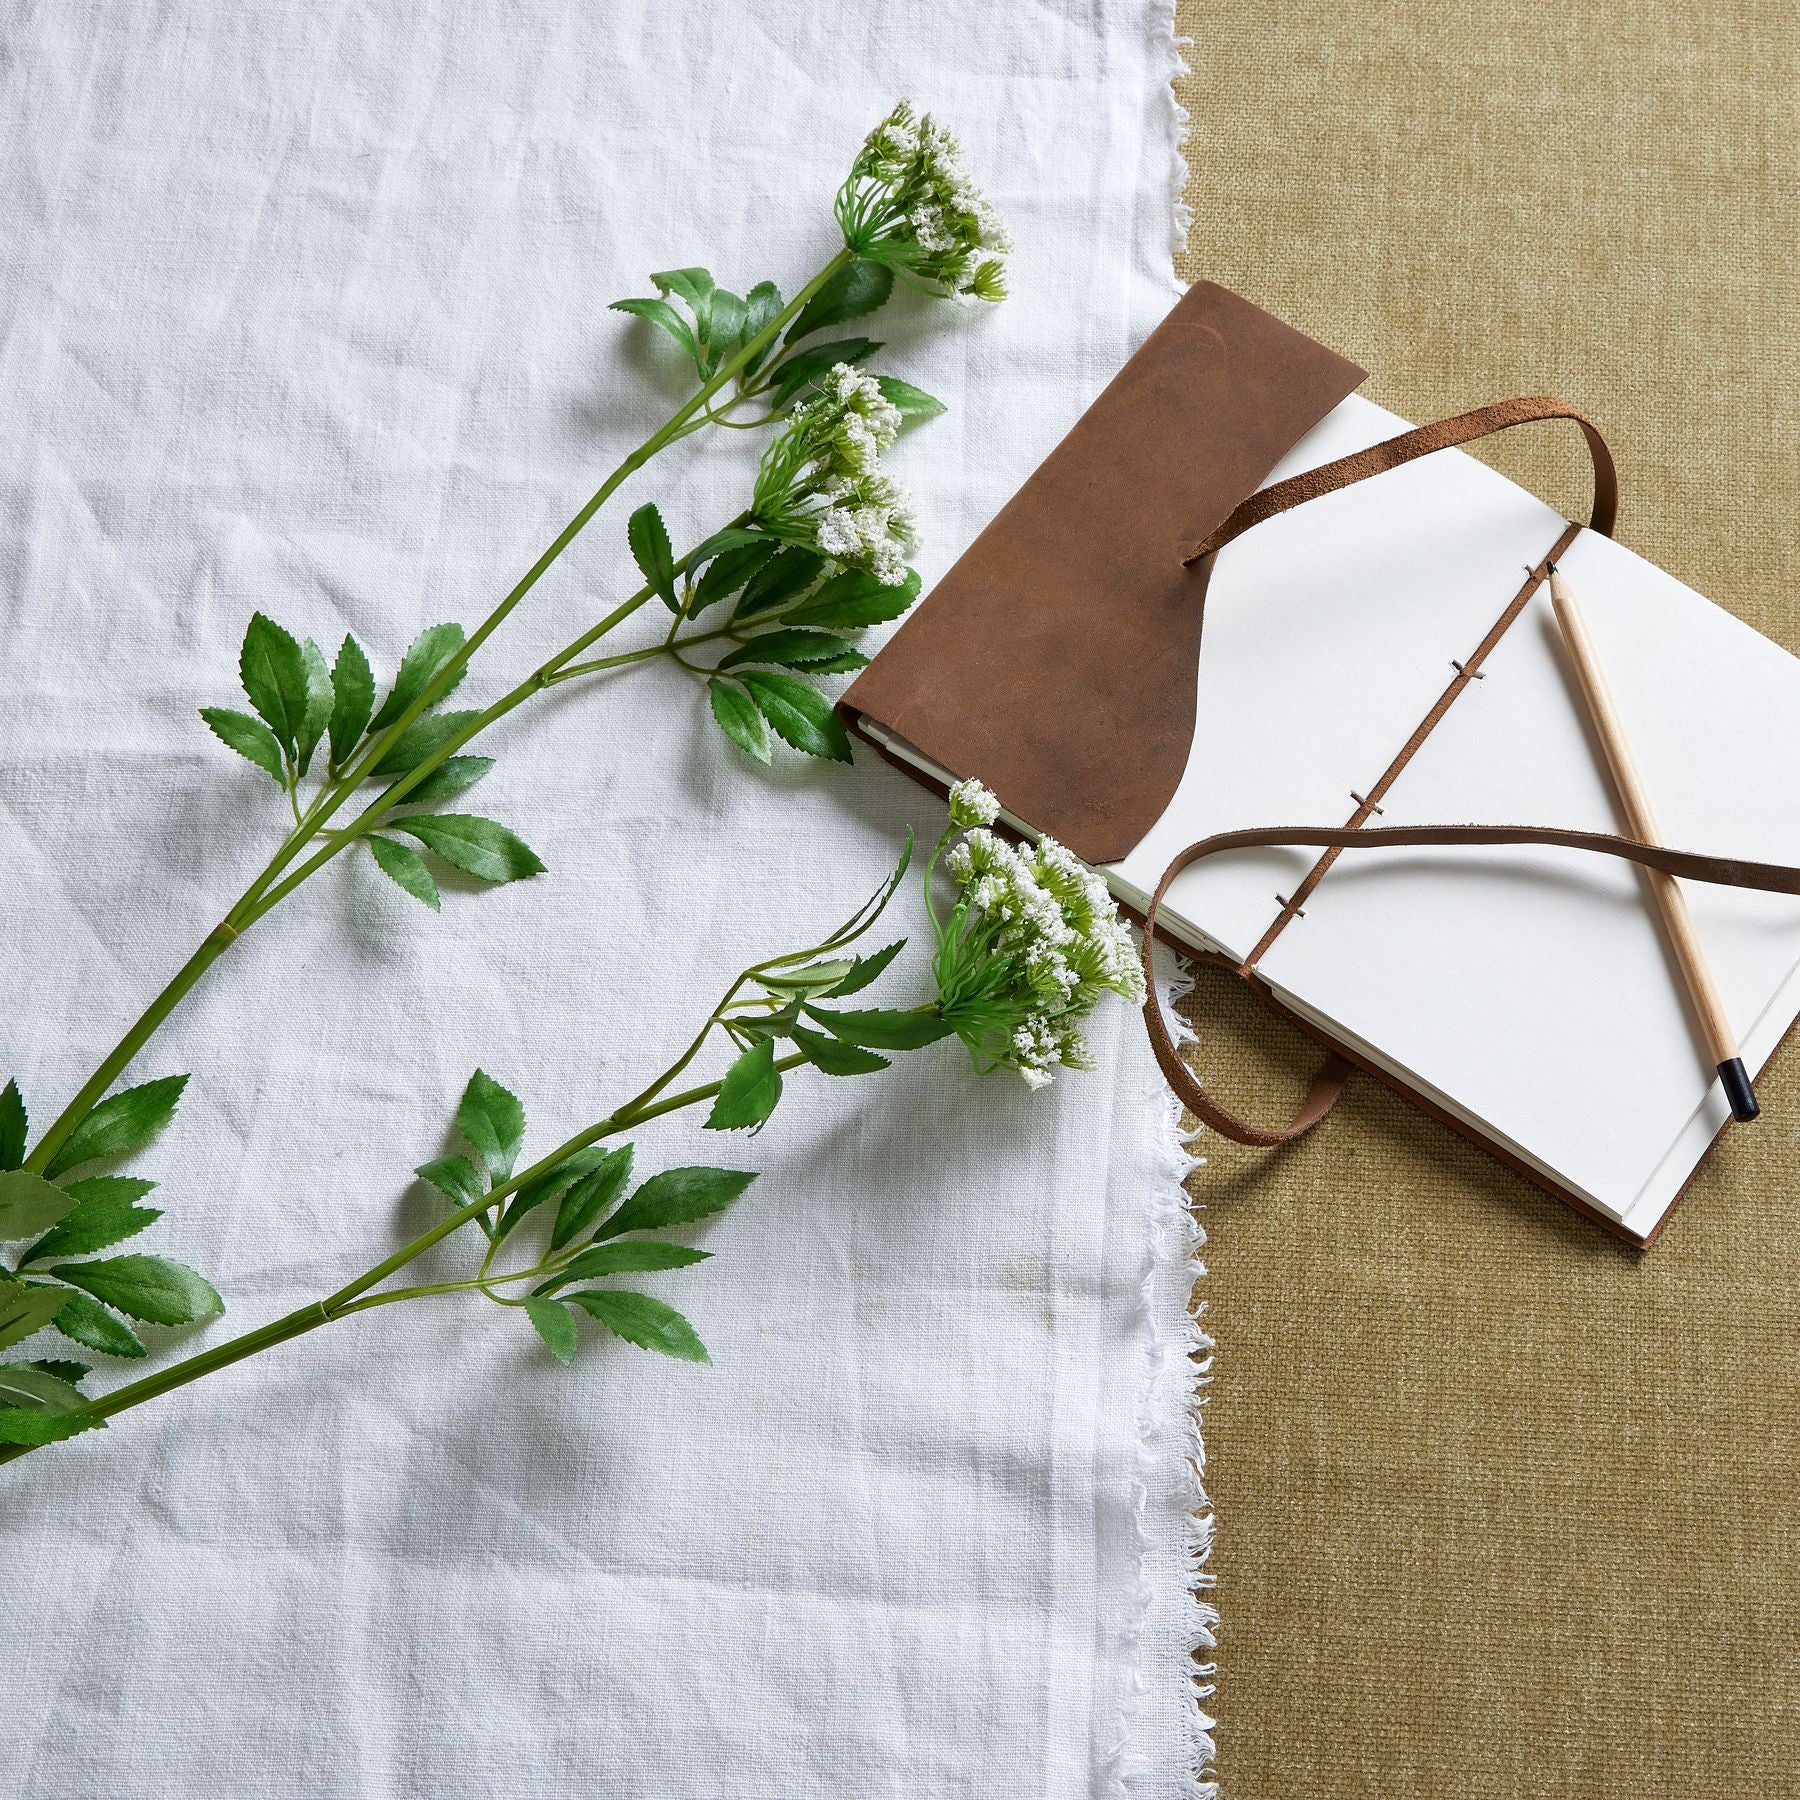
[0,4,1208,1794]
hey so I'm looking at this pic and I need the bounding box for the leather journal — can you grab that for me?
[844,281,1800,1246]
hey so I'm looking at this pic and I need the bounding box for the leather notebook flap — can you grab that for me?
[843,281,1365,863]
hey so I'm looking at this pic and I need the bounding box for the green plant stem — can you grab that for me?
[0,1046,812,1466]
[235,527,752,924]
[3,840,928,1465]
[552,620,745,683]
[22,249,853,1177]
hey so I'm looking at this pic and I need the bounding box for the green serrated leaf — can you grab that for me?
[704,287,747,366]
[296,637,335,777]
[734,546,826,621]
[802,1005,954,1050]
[819,831,914,953]
[369,709,483,777]
[739,671,853,763]
[0,1079,25,1172]
[48,1289,146,1358]
[0,1406,102,1445]
[823,938,906,998]
[791,1023,891,1076]
[0,1363,87,1412]
[692,538,779,617]
[500,1145,616,1242]
[416,1152,486,1205]
[0,1170,80,1242]
[554,1241,710,1286]
[785,258,894,345]
[740,280,783,374]
[776,645,867,675]
[393,814,546,884]
[718,629,866,674]
[238,612,311,755]
[49,1256,223,1327]
[628,502,679,612]
[370,622,468,734]
[707,679,772,765]
[369,835,442,910]
[784,566,921,630]
[23,1359,89,1385]
[387,756,494,806]
[19,1177,160,1263]
[454,1069,526,1185]
[760,958,858,993]
[610,296,701,368]
[44,1074,188,1180]
[651,266,715,315]
[874,375,948,420]
[595,1166,756,1241]
[686,526,767,566]
[705,1039,782,1132]
[567,1289,710,1364]
[198,707,288,785]
[328,633,376,767]
[0,1281,72,1353]
[550,1145,635,1251]
[768,337,882,409]
[523,1295,579,1365]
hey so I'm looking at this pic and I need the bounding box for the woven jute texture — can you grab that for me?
[1171,2,1798,1794]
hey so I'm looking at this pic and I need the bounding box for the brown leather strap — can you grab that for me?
[1182,396,1618,566]
[1141,823,1800,1145]
[1152,395,1622,1141]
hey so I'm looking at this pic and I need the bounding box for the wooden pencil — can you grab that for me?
[1547,561,1759,1121]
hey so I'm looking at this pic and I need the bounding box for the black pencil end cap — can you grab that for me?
[1718,1057,1760,1123]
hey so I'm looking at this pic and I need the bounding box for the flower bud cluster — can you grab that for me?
[837,102,1011,303]
[753,364,918,585]
[935,815,1144,1089]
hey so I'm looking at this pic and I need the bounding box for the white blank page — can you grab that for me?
[1256,526,1800,1230]
[1110,395,1569,959]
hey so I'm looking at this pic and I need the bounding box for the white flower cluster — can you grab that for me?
[754,363,918,586]
[809,363,903,470]
[942,827,1145,1088]
[947,776,1000,829]
[838,102,1010,303]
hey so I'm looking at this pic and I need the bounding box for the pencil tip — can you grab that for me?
[1546,559,1558,573]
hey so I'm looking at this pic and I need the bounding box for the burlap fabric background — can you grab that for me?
[1170,2,1797,1793]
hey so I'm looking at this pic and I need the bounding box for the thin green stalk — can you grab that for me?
[239,508,775,923]
[22,251,851,1176]
[4,831,929,1465]
[0,1047,809,1465]
[552,619,740,682]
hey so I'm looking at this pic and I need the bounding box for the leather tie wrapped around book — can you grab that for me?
[1137,396,1800,1148]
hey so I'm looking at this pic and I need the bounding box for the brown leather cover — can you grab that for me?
[841,281,1365,863]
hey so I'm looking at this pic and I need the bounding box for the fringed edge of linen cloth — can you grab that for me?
[1160,5,1194,259]
[1100,11,1210,1789]
[1104,947,1219,1800]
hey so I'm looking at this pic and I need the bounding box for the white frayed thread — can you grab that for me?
[1156,8,1195,265]
[1103,943,1218,1799]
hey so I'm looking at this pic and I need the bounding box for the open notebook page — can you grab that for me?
[860,392,1800,1237]
[1107,395,1570,959]
[1253,526,1800,1235]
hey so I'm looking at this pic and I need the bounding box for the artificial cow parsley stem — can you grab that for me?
[15,254,851,1182]
[22,99,1013,1182]
[2,783,1147,1466]
[0,839,929,1460]
[4,107,1024,1462]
